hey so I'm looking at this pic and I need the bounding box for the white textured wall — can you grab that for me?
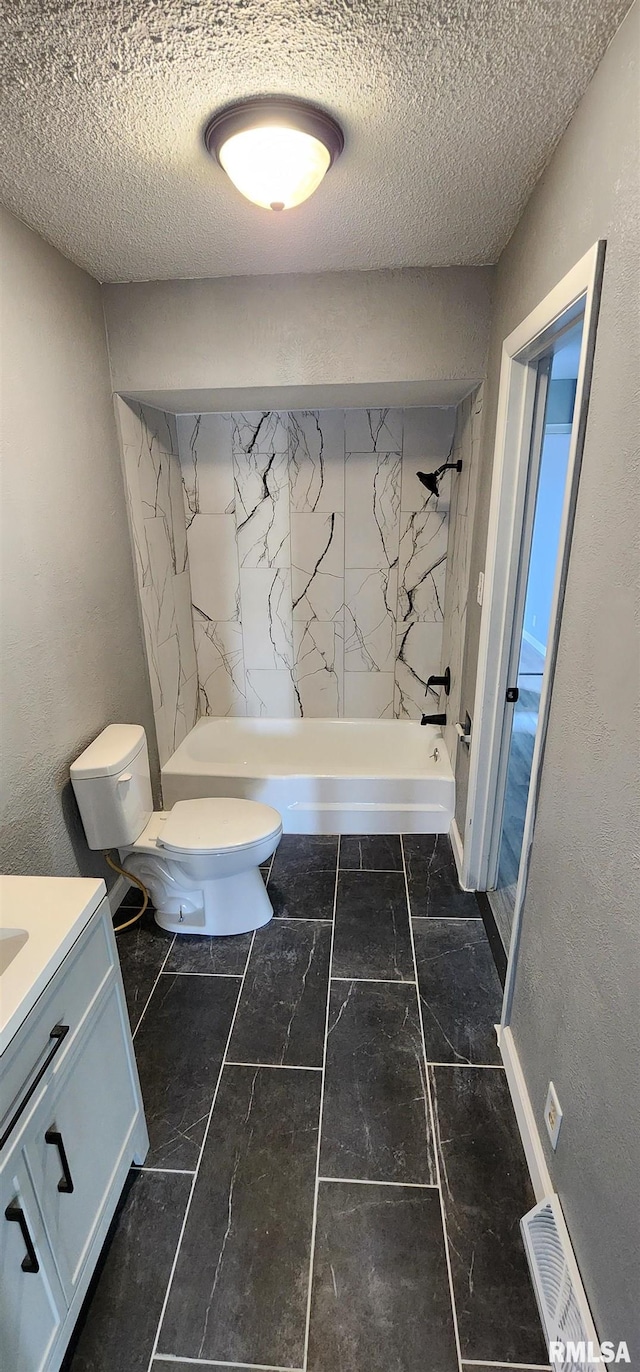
[0,207,157,883]
[459,2,640,1346]
[102,267,493,398]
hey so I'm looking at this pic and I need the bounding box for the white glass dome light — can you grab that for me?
[204,99,344,212]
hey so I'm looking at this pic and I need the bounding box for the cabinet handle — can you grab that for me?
[0,1025,69,1151]
[5,1203,40,1274]
[44,1127,74,1193]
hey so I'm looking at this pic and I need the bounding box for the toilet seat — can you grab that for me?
[155,797,282,857]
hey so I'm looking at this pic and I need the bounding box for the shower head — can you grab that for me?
[417,459,462,499]
[417,470,440,497]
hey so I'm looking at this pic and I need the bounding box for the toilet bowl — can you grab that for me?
[70,725,282,936]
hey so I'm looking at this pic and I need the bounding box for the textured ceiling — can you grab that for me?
[0,0,630,282]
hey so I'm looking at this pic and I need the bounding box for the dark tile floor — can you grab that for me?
[62,834,550,1372]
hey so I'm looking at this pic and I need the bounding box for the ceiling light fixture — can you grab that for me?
[204,98,344,212]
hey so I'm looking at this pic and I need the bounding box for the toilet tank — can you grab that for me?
[70,725,153,850]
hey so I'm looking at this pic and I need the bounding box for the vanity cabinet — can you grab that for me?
[0,1154,66,1372]
[0,895,148,1372]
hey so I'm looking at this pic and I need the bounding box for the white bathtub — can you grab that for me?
[161,718,454,835]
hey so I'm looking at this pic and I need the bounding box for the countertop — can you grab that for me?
[0,875,106,1055]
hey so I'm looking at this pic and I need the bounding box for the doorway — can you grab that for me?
[461,242,605,1013]
[489,321,584,944]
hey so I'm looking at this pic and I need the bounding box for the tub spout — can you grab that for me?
[421,712,447,727]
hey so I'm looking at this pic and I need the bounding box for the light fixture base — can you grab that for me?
[204,97,344,169]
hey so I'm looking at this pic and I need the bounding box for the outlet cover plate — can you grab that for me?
[544,1081,563,1149]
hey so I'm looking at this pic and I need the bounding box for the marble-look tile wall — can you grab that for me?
[438,386,485,770]
[176,406,456,721]
[116,399,198,765]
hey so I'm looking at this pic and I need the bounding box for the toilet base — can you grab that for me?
[121,847,274,937]
[154,866,273,937]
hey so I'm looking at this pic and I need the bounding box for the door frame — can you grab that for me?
[460,241,605,1021]
[484,348,552,893]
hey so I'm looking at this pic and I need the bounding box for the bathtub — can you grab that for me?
[161,717,454,835]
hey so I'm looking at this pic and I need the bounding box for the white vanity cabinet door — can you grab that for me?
[24,974,143,1300]
[1,1149,66,1372]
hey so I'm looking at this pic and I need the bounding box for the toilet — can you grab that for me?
[70,725,282,936]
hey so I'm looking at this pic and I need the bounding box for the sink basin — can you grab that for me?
[0,927,29,974]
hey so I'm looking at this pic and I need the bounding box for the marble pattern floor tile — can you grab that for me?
[132,973,239,1169]
[332,869,413,979]
[228,919,331,1067]
[67,831,545,1371]
[339,833,403,871]
[404,832,480,917]
[413,918,503,1064]
[114,908,171,1033]
[163,930,253,976]
[307,1180,458,1372]
[320,980,436,1184]
[61,1170,191,1372]
[156,1064,321,1369]
[430,1064,549,1366]
[268,833,338,920]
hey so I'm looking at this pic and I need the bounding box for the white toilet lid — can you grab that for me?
[156,798,282,856]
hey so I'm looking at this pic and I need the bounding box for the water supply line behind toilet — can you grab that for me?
[104,851,150,933]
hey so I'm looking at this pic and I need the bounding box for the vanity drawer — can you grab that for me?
[0,908,116,1153]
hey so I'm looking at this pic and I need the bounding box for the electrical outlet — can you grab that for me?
[544,1081,563,1149]
[477,570,485,606]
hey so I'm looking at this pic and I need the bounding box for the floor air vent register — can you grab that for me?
[521,1194,602,1372]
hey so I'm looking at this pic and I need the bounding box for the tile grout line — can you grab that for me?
[462,1364,553,1371]
[318,1175,439,1189]
[401,833,464,1372]
[272,917,333,924]
[338,866,405,874]
[225,1062,323,1072]
[160,970,244,979]
[131,934,177,1042]
[330,975,416,984]
[137,1166,196,1176]
[462,1363,553,1370]
[153,1355,303,1369]
[272,919,333,925]
[301,834,340,1372]
[144,926,258,1372]
[153,1356,304,1370]
[426,1062,505,1070]
[411,910,486,925]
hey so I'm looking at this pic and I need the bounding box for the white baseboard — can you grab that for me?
[107,873,131,914]
[498,1024,553,1202]
[449,817,474,890]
